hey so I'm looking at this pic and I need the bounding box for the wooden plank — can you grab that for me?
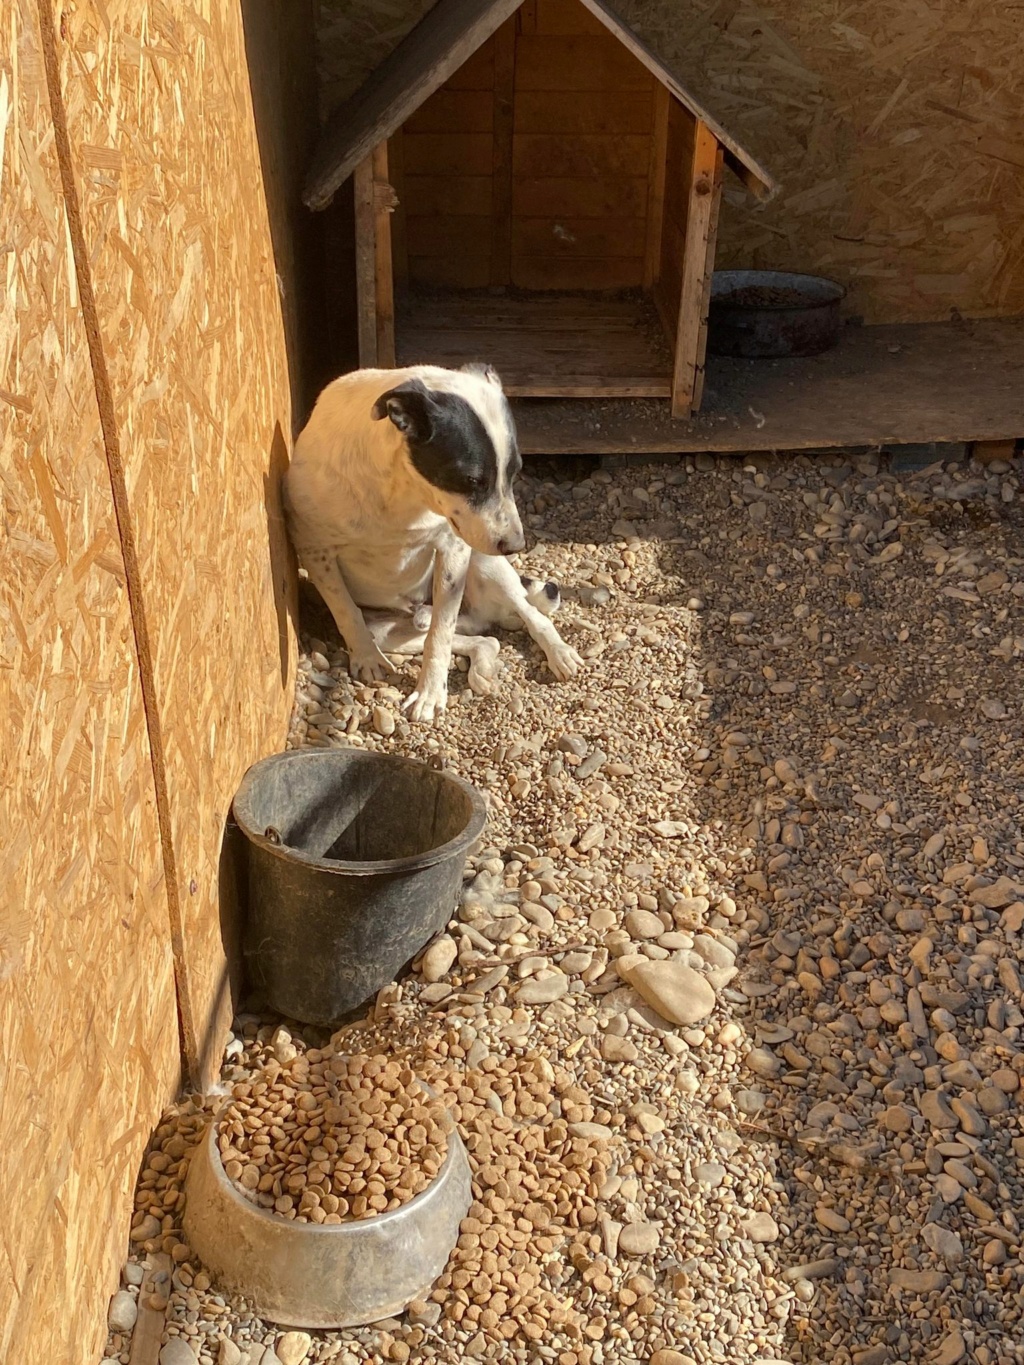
[490,19,517,286]
[514,35,656,91]
[396,286,672,393]
[532,0,610,35]
[407,254,493,287]
[513,89,654,134]
[671,122,720,417]
[404,89,495,133]
[304,0,522,208]
[128,1255,173,1365]
[401,131,495,176]
[510,255,645,289]
[970,439,1018,463]
[372,143,397,367]
[689,146,723,411]
[403,174,494,216]
[439,38,496,89]
[644,84,670,289]
[405,214,494,256]
[576,0,774,197]
[354,155,378,365]
[512,319,1024,454]
[663,99,696,234]
[513,133,652,178]
[512,174,648,218]
[512,216,648,258]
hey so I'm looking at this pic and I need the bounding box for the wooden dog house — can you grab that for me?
[304,0,775,417]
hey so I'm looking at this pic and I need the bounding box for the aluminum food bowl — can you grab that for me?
[708,269,846,358]
[183,1099,472,1328]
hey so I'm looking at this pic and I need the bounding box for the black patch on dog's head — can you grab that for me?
[372,378,508,506]
[544,581,559,601]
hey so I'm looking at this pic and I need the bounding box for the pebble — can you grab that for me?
[276,1332,312,1365]
[516,973,568,1004]
[218,1341,242,1365]
[421,935,458,982]
[107,1290,138,1333]
[649,1353,697,1365]
[742,1213,780,1243]
[160,1343,199,1365]
[618,1222,660,1255]
[622,960,717,1025]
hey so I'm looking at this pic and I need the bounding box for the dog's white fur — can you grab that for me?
[285,365,582,722]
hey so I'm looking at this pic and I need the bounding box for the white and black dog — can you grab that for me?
[284,363,582,723]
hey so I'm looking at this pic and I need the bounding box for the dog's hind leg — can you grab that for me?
[464,555,583,682]
[366,613,502,697]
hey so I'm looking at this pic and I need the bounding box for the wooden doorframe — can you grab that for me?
[671,120,723,417]
[353,143,397,367]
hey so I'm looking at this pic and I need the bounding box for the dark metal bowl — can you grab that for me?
[708,270,846,358]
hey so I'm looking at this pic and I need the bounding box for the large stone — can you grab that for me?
[921,1223,964,1266]
[276,1333,312,1365]
[517,973,568,1004]
[107,1290,138,1334]
[622,960,717,1026]
[742,1212,780,1243]
[421,935,457,983]
[218,1341,243,1365]
[970,877,1021,908]
[918,1090,957,1130]
[618,1222,660,1255]
[160,1343,199,1365]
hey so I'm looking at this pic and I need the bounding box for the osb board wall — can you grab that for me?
[2,0,300,1358]
[317,0,1024,323]
[56,0,300,1087]
[0,5,178,1361]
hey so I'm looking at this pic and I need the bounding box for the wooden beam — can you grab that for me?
[489,17,516,286]
[643,84,670,289]
[353,155,378,366]
[304,0,523,209]
[671,122,722,418]
[372,143,397,366]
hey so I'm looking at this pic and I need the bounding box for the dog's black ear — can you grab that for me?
[371,379,434,441]
[460,362,503,389]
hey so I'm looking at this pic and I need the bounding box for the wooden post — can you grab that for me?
[671,121,723,418]
[354,146,397,368]
[644,85,670,289]
[353,154,378,367]
[372,142,397,367]
[490,18,517,286]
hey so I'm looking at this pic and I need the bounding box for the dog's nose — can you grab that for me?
[496,533,525,556]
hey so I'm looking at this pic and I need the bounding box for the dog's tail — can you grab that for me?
[520,575,561,617]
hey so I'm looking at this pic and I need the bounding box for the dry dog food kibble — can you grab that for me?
[217,1052,451,1222]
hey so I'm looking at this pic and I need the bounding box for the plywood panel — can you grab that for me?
[406,88,496,132]
[0,6,179,1363]
[532,0,610,34]
[405,174,495,216]
[513,216,648,257]
[55,0,298,1090]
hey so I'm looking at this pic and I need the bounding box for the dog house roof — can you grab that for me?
[303,0,775,211]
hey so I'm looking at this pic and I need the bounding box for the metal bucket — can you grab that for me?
[233,749,487,1024]
[707,270,846,358]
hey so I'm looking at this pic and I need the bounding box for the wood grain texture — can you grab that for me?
[513,319,1024,452]
[319,0,1024,324]
[672,123,723,415]
[0,7,178,1363]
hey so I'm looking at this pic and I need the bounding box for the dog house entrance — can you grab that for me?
[304,0,773,416]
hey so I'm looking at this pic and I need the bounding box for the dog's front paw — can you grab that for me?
[347,643,395,683]
[402,673,449,723]
[544,638,584,682]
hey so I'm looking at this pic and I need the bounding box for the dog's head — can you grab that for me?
[371,364,525,556]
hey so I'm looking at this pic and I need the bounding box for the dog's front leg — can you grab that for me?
[403,541,471,723]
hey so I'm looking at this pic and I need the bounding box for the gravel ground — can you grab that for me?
[104,446,1024,1365]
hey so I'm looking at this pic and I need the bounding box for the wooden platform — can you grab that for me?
[509,317,1024,453]
[395,288,673,397]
